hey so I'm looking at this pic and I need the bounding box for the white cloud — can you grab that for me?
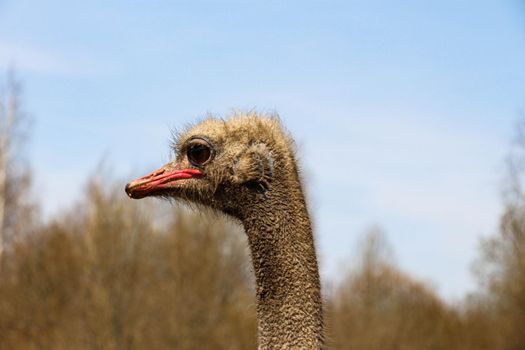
[0,41,110,77]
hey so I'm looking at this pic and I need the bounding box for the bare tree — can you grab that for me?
[0,70,35,268]
[470,117,525,350]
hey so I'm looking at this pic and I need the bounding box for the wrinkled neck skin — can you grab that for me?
[238,181,324,349]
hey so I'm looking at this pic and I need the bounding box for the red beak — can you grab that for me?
[125,164,203,199]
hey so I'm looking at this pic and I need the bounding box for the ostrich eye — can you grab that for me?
[187,141,212,166]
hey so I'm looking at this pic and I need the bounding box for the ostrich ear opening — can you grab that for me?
[232,143,274,192]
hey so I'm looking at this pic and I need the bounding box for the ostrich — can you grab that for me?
[125,113,324,349]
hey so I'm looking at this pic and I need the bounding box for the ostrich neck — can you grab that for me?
[241,186,324,349]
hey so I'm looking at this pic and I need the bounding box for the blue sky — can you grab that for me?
[1,0,524,299]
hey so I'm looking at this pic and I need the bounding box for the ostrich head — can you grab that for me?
[126,114,324,348]
[125,114,295,218]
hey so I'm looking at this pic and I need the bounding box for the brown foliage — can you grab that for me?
[0,181,256,349]
[472,203,525,350]
[326,230,464,350]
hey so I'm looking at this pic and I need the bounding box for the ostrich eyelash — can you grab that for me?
[169,127,184,154]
